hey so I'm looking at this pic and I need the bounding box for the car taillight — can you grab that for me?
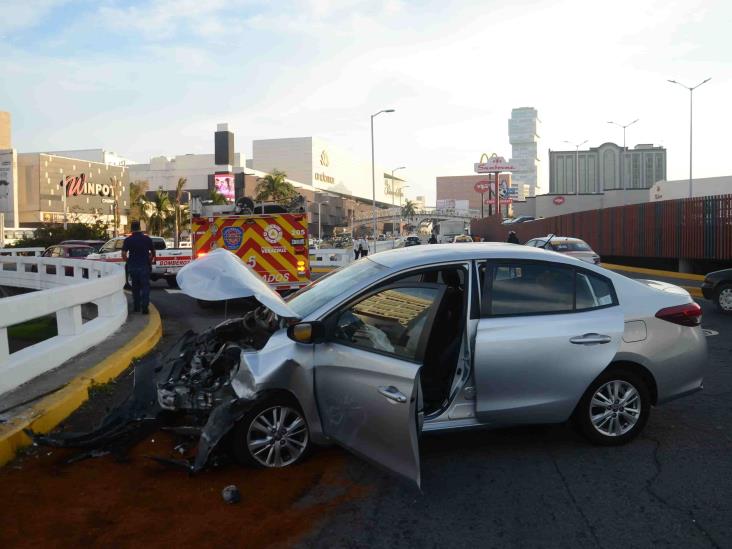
[655,302,702,327]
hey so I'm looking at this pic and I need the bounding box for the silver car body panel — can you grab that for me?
[176,243,705,483]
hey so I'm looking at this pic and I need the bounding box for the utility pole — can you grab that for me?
[668,78,711,198]
[371,108,395,252]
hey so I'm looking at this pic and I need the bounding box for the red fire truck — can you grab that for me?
[192,213,310,294]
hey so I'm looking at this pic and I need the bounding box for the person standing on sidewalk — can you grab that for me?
[353,237,362,260]
[122,221,156,314]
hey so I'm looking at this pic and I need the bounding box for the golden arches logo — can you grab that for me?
[320,150,330,167]
[479,153,499,163]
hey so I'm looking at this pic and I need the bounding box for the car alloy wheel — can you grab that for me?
[717,285,732,313]
[589,380,641,437]
[246,405,309,468]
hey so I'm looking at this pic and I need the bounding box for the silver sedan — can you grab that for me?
[37,244,707,487]
[169,244,707,486]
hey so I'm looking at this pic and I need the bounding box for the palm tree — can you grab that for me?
[129,180,150,227]
[209,189,228,205]
[255,170,296,204]
[402,199,417,221]
[172,177,187,246]
[147,188,173,236]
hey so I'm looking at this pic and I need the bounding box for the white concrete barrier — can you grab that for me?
[0,253,127,396]
[0,247,44,257]
[309,248,353,269]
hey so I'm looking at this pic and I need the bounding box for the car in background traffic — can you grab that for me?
[452,235,474,243]
[701,268,732,313]
[525,236,600,264]
[404,235,421,247]
[42,244,96,258]
[503,215,536,224]
[60,239,106,252]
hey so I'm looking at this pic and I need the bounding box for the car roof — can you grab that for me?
[368,242,590,270]
[53,243,94,248]
[531,236,586,243]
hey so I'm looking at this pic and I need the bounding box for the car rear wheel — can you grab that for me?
[232,398,311,468]
[715,284,732,314]
[574,368,650,446]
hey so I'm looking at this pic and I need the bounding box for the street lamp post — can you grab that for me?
[390,166,405,248]
[371,109,395,253]
[400,184,411,236]
[182,191,193,245]
[668,78,712,198]
[316,199,328,241]
[608,119,639,204]
[563,140,588,195]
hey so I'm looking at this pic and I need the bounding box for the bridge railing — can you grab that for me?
[0,253,127,396]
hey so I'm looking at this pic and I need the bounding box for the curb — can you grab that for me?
[0,305,163,467]
[601,262,706,282]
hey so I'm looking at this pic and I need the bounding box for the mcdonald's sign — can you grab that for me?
[474,152,515,174]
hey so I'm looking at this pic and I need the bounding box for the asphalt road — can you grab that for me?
[145,274,732,549]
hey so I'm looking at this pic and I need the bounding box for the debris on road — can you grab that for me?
[221,484,241,504]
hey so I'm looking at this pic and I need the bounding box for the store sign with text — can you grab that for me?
[474,153,515,174]
[553,196,566,205]
[62,173,114,197]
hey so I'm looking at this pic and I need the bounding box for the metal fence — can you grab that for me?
[471,195,732,261]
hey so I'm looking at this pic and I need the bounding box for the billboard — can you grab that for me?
[213,173,235,203]
[437,199,469,211]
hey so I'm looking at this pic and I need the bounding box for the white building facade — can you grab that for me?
[509,107,541,197]
[252,137,401,205]
[128,153,246,192]
[649,175,732,202]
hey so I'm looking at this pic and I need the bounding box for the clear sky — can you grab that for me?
[1,0,730,203]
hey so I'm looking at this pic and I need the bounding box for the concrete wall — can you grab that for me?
[649,175,732,201]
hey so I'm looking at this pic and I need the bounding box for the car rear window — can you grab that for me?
[68,247,92,257]
[551,240,591,252]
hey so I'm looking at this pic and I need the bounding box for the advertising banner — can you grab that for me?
[0,150,17,226]
[214,173,235,203]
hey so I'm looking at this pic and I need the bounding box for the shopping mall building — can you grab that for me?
[1,112,130,231]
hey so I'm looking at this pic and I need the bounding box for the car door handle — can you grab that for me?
[570,333,612,345]
[378,386,407,403]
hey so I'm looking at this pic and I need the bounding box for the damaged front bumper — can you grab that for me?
[30,309,279,472]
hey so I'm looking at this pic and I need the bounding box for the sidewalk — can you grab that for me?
[0,298,162,466]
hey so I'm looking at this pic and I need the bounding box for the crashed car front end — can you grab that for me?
[32,249,324,471]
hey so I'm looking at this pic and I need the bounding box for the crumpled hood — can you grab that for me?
[176,248,299,318]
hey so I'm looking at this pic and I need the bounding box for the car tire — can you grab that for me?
[232,397,311,468]
[166,277,179,289]
[715,283,732,314]
[574,368,650,446]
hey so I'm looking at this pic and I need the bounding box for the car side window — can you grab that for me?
[485,262,575,316]
[332,285,442,362]
[114,239,125,250]
[576,271,616,310]
[482,262,618,316]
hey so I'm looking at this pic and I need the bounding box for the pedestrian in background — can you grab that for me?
[122,221,156,314]
[360,237,369,257]
[353,237,362,260]
[428,233,437,244]
[507,231,520,244]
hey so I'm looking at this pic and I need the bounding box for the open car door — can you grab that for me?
[313,284,446,488]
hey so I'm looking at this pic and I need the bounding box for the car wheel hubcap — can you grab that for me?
[719,289,732,311]
[589,380,641,437]
[247,406,308,467]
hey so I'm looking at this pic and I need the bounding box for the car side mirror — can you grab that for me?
[287,321,326,344]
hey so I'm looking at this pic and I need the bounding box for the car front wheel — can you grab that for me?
[232,399,311,468]
[715,283,732,314]
[574,369,650,446]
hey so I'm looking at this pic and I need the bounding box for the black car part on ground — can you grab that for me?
[29,308,279,471]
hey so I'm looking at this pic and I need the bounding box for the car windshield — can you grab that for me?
[551,240,591,252]
[286,259,386,318]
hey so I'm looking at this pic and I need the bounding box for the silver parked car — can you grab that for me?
[35,245,706,487]
[525,235,601,264]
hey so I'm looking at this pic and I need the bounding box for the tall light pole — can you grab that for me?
[371,108,395,252]
[668,78,712,198]
[316,198,328,241]
[390,166,405,247]
[563,140,588,195]
[400,184,411,236]
[608,119,639,203]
